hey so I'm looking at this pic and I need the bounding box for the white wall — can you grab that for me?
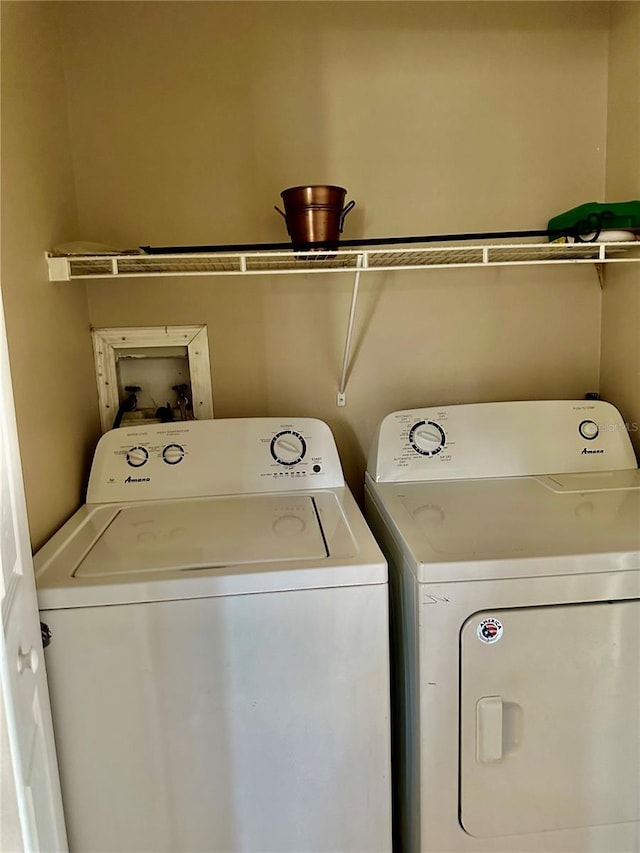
[0,1,101,549]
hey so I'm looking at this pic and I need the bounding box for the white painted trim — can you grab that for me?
[0,292,68,850]
[187,327,214,421]
[91,326,214,433]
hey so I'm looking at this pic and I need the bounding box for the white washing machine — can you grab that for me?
[35,417,392,853]
[364,400,640,853]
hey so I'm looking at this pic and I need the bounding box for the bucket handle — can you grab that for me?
[275,200,356,235]
[274,206,291,236]
[339,200,356,233]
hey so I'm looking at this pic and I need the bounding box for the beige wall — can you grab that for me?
[3,0,624,516]
[600,1,640,458]
[12,1,615,503]
[58,2,610,245]
[57,0,611,495]
[0,2,101,550]
[87,265,602,496]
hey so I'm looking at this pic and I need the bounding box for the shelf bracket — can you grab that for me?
[595,262,605,289]
[337,254,365,407]
[47,254,70,281]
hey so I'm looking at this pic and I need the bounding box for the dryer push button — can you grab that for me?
[578,419,599,440]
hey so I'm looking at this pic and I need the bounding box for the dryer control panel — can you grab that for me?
[88,418,344,503]
[368,400,638,483]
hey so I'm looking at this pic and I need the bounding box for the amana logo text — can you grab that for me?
[124,476,151,483]
[581,448,604,455]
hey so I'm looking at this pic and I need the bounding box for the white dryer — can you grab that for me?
[364,400,640,853]
[35,417,392,853]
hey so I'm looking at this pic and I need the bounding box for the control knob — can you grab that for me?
[162,444,185,465]
[270,430,307,466]
[409,420,446,457]
[126,446,149,467]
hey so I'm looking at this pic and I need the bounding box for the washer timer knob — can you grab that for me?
[270,430,307,466]
[409,420,446,457]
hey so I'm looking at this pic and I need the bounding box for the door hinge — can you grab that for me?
[40,622,52,649]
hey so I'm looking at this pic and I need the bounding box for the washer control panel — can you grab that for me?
[88,418,344,503]
[368,400,638,483]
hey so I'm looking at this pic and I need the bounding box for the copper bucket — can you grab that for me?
[275,185,356,246]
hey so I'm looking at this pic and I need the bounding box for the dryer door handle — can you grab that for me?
[476,696,503,763]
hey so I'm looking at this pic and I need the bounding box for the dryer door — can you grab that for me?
[459,600,640,838]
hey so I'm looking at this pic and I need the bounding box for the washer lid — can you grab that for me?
[35,488,387,608]
[74,495,327,577]
[366,471,640,582]
[538,469,640,493]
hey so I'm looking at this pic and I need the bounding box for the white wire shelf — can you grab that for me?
[47,241,640,281]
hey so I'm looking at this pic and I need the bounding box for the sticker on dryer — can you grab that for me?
[477,618,503,644]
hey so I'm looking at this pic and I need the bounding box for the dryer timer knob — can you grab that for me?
[409,420,446,457]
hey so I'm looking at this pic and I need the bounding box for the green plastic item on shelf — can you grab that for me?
[547,200,640,241]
